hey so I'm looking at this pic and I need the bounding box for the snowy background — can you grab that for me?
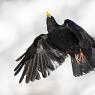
[0,0,95,95]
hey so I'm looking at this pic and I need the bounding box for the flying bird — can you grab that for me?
[14,11,95,83]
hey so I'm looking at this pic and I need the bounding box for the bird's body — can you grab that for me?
[47,27,79,54]
[14,12,95,83]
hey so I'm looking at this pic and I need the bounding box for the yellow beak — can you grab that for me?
[45,11,51,18]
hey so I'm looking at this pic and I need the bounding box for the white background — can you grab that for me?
[0,0,95,95]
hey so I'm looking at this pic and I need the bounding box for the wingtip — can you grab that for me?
[16,53,25,61]
[19,79,23,83]
[16,59,19,61]
[14,72,17,76]
[19,80,22,84]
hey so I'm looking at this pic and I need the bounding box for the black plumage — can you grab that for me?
[14,12,95,83]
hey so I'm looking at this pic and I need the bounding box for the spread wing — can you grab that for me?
[64,19,95,48]
[14,34,67,83]
[64,19,95,76]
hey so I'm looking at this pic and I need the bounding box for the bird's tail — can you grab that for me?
[71,48,95,77]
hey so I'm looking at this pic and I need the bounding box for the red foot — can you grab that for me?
[75,49,85,64]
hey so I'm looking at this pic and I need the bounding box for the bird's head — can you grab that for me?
[45,11,59,33]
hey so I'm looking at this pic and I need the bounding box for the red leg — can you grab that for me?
[75,49,85,64]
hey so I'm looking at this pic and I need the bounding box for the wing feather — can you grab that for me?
[64,19,95,48]
[26,53,37,83]
[14,35,67,83]
[36,71,41,80]
[31,53,39,81]
[19,61,29,83]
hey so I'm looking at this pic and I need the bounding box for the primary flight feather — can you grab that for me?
[14,11,95,83]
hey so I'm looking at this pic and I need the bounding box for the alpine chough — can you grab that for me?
[14,11,95,83]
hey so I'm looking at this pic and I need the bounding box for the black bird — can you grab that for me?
[14,11,95,83]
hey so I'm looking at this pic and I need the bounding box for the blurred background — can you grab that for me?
[0,0,95,95]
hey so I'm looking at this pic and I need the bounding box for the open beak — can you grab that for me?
[45,11,51,18]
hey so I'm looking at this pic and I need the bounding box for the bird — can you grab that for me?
[14,11,95,83]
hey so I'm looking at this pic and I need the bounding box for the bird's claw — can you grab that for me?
[75,49,85,64]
